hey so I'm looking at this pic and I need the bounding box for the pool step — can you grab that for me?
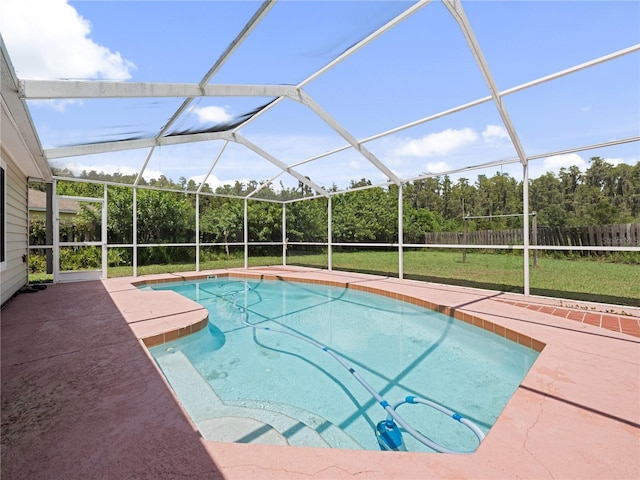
[229,399,363,450]
[156,350,224,420]
[199,416,288,446]
[156,351,360,448]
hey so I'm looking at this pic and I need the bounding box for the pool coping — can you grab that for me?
[132,270,546,353]
[112,266,639,479]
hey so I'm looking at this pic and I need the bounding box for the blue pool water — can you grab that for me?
[148,278,538,452]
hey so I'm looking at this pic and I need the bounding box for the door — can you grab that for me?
[53,187,107,283]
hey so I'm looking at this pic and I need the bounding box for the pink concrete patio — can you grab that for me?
[2,266,639,479]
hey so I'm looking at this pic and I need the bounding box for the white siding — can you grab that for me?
[0,154,28,305]
[1,40,51,305]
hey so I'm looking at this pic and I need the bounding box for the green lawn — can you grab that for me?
[289,250,640,306]
[30,250,639,306]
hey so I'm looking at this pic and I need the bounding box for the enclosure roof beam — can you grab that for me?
[523,136,640,163]
[46,138,156,159]
[501,44,640,97]
[233,133,330,197]
[299,0,432,88]
[292,89,401,185]
[45,131,235,159]
[46,128,331,198]
[444,0,529,167]
[19,81,296,99]
[197,141,229,194]
[404,135,640,184]
[404,157,522,184]
[199,1,275,87]
[246,171,285,199]
[227,1,433,139]
[360,44,640,145]
[154,0,274,139]
[328,180,395,197]
[134,0,275,185]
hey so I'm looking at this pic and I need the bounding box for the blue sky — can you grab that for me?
[1,0,638,193]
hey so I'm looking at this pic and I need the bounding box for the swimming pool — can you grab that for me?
[148,277,538,453]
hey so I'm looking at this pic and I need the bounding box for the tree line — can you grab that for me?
[30,157,639,267]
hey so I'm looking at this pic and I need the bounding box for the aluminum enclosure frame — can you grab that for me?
[15,0,640,296]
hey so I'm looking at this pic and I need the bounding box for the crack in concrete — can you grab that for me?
[3,348,83,367]
[225,462,380,478]
[521,387,554,479]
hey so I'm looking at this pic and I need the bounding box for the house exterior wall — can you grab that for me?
[1,39,52,305]
[0,147,28,305]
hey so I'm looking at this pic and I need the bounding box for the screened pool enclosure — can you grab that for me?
[6,0,638,296]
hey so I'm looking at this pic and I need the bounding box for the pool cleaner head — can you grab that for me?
[375,420,406,451]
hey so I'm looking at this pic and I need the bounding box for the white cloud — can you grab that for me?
[188,174,251,191]
[0,0,135,80]
[425,161,451,174]
[602,157,625,167]
[542,153,587,172]
[394,128,478,157]
[188,174,224,190]
[30,98,83,113]
[190,105,233,124]
[482,124,508,142]
[188,174,210,186]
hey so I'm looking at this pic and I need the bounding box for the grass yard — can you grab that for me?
[30,249,639,306]
[288,250,639,306]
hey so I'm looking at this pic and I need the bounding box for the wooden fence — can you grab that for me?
[422,223,640,247]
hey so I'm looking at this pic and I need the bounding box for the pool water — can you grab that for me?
[148,278,538,452]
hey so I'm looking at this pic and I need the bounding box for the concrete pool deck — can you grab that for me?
[1,266,639,479]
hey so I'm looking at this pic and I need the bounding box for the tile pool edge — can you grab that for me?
[140,316,209,348]
[132,271,545,352]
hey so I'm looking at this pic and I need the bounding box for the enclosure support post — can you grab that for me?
[282,203,287,266]
[133,187,137,277]
[102,184,108,279]
[45,183,53,274]
[523,163,530,296]
[195,193,200,272]
[398,185,404,279]
[52,179,59,282]
[532,211,538,268]
[463,217,468,263]
[244,198,248,269]
[328,196,333,271]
